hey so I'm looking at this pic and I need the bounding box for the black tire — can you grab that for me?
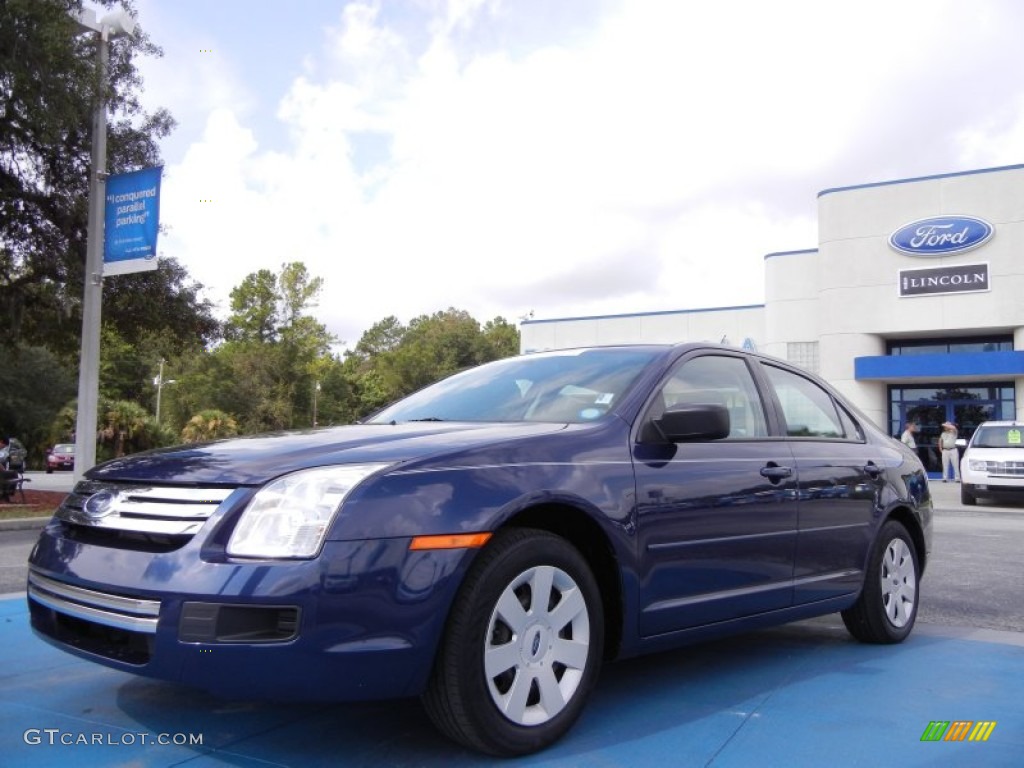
[961,485,976,506]
[46,468,53,474]
[842,520,919,644]
[422,528,604,756]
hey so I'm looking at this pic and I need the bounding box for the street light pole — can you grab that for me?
[154,358,176,423]
[71,9,136,481]
[155,358,165,423]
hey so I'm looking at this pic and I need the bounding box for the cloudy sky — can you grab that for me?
[123,0,1024,349]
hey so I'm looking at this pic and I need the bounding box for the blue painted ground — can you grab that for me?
[2,594,1021,767]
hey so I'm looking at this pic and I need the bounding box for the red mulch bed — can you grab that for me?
[17,489,69,505]
[1,488,68,514]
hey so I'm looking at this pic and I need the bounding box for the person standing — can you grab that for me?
[900,422,918,449]
[938,421,961,482]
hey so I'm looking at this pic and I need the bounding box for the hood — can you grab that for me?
[86,422,569,486]
[965,445,1024,462]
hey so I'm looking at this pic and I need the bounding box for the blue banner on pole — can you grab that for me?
[103,166,162,276]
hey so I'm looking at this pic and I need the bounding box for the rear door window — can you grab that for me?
[761,364,850,439]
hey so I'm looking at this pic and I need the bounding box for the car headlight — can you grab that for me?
[967,459,988,472]
[227,464,390,559]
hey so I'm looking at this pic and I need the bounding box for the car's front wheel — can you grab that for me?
[423,528,604,756]
[841,520,919,643]
[961,484,977,506]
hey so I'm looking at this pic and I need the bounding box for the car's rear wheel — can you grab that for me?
[841,520,919,644]
[422,528,604,756]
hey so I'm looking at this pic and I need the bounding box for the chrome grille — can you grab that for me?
[28,570,160,633]
[986,461,1024,477]
[56,482,235,537]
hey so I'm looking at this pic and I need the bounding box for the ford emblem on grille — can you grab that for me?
[889,215,994,256]
[83,491,118,520]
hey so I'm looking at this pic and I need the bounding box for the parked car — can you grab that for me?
[960,420,1024,505]
[45,444,76,473]
[26,344,932,756]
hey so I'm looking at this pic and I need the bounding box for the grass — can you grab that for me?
[0,505,56,520]
[0,489,67,520]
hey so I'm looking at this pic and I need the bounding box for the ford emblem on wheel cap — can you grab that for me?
[889,215,994,256]
[83,491,118,520]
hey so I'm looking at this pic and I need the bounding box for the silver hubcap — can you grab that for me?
[880,537,916,628]
[484,564,591,726]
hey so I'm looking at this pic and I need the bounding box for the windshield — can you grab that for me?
[368,348,662,424]
[972,425,1024,449]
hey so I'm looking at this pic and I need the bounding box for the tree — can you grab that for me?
[350,316,405,362]
[167,262,336,434]
[0,343,76,465]
[51,395,168,461]
[98,399,153,458]
[378,308,482,396]
[224,269,278,343]
[278,262,323,329]
[342,308,522,420]
[181,410,238,443]
[1,0,176,349]
[100,257,220,354]
[480,317,520,360]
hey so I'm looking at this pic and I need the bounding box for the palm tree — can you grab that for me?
[181,410,239,443]
[99,400,154,458]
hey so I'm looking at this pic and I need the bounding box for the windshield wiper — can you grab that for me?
[408,417,445,422]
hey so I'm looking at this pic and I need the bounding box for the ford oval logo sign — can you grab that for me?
[83,491,118,520]
[889,216,993,257]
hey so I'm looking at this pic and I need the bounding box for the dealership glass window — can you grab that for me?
[888,383,1015,445]
[786,342,820,374]
[887,336,1013,356]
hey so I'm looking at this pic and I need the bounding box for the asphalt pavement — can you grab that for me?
[1,481,1022,766]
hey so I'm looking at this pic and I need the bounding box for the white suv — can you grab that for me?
[960,421,1024,505]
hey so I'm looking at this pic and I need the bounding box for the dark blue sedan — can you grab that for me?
[27,344,932,756]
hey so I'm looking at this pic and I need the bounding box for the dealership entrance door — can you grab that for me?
[890,383,1015,474]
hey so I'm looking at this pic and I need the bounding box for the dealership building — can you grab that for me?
[520,163,1024,474]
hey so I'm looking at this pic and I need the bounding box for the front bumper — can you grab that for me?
[27,519,472,702]
[961,480,1024,501]
[961,467,1024,501]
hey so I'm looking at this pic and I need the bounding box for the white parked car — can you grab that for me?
[960,421,1024,505]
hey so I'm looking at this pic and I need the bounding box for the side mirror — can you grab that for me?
[652,403,730,443]
[955,438,966,448]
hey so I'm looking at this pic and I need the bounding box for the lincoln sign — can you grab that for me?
[899,263,989,297]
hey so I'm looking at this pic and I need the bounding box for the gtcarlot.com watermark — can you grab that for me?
[24,728,204,747]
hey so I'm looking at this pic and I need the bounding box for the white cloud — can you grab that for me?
[955,94,1024,168]
[151,0,1024,349]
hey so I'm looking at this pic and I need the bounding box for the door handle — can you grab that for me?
[863,462,884,478]
[760,464,793,481]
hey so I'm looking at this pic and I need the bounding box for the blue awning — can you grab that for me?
[854,351,1024,382]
